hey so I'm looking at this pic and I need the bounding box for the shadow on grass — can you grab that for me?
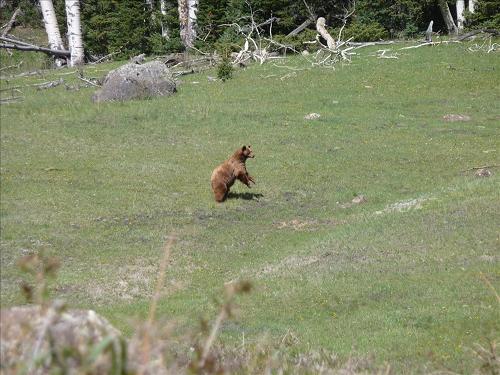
[227,192,264,200]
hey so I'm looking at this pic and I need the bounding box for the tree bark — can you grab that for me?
[437,0,458,34]
[160,0,169,38]
[178,0,198,48]
[65,0,84,66]
[287,18,313,37]
[456,0,465,31]
[39,0,65,66]
[425,20,434,42]
[469,0,476,13]
[316,17,336,50]
[1,7,22,37]
[0,42,70,57]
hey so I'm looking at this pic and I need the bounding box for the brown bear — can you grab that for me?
[211,145,255,202]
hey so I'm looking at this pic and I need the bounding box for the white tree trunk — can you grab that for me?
[437,0,458,34]
[316,17,336,50]
[456,0,465,31]
[160,0,169,38]
[425,20,434,42]
[178,0,198,48]
[469,0,476,13]
[65,0,84,66]
[39,0,65,65]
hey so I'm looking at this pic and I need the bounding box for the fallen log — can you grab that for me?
[0,96,24,104]
[34,78,64,90]
[0,42,70,57]
[456,28,499,41]
[0,36,34,46]
[287,18,313,37]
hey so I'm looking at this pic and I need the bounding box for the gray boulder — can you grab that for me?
[93,61,176,103]
[0,304,123,375]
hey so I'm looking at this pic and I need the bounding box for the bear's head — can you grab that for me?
[241,145,254,159]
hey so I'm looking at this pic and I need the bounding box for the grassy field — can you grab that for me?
[1,42,499,373]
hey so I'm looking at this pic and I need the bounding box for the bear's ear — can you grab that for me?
[242,145,247,151]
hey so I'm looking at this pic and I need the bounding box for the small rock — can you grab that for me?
[130,53,146,64]
[475,168,492,177]
[351,195,367,204]
[301,50,310,56]
[443,114,471,122]
[304,113,321,120]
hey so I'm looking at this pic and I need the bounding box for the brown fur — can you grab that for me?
[211,145,255,202]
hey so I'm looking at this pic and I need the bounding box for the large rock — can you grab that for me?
[92,61,176,103]
[0,304,123,374]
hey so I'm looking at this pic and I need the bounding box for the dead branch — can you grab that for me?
[90,50,122,65]
[1,35,39,47]
[400,40,460,50]
[376,49,398,59]
[302,0,316,20]
[336,1,356,43]
[348,41,396,47]
[172,65,214,77]
[0,96,24,104]
[456,28,499,41]
[0,42,70,57]
[462,165,500,172]
[0,85,22,92]
[0,70,40,80]
[77,76,100,87]
[34,78,64,90]
[1,7,21,37]
[0,60,23,72]
[298,2,356,68]
[287,18,313,37]
[223,14,283,66]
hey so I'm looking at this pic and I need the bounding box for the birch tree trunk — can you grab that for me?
[456,0,465,31]
[178,0,198,48]
[469,0,476,13]
[437,0,458,34]
[39,0,65,65]
[160,0,169,38]
[65,0,84,66]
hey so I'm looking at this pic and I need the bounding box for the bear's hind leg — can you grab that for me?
[213,183,228,202]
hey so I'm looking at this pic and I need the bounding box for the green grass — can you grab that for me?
[1,42,499,373]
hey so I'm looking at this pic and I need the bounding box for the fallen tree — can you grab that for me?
[0,36,70,57]
[456,28,499,41]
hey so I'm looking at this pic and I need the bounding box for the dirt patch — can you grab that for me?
[375,197,432,215]
[82,260,187,304]
[338,195,367,209]
[442,114,471,122]
[274,219,318,231]
[255,254,325,278]
[273,218,340,231]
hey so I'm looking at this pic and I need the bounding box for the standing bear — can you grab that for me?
[211,145,256,202]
